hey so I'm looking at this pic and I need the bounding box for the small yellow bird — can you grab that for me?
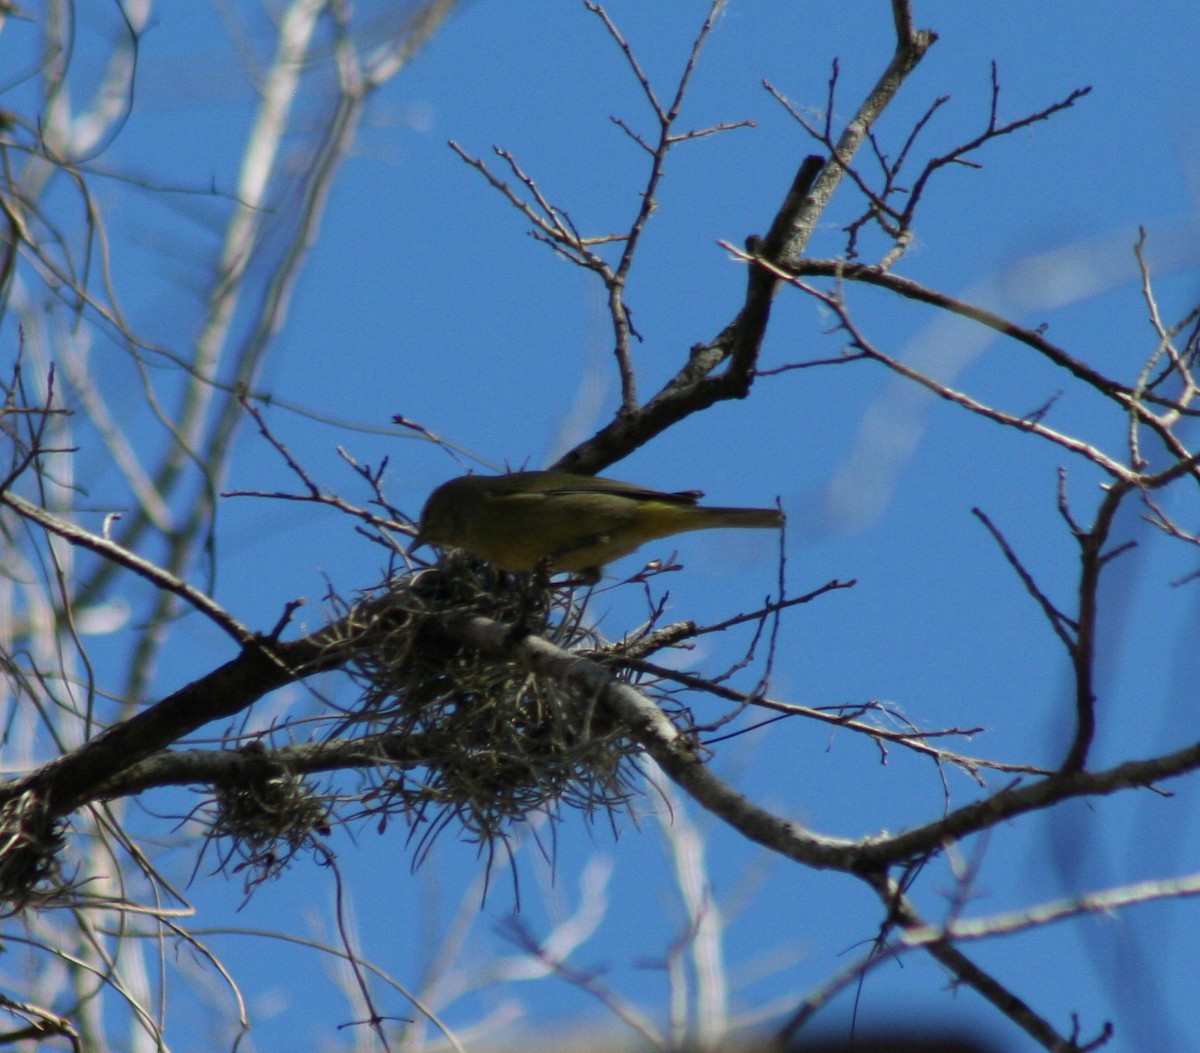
[417,470,783,582]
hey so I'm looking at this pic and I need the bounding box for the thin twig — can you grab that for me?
[1,489,256,646]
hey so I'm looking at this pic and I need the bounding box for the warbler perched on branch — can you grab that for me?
[417,470,783,582]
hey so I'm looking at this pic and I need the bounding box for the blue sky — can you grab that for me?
[6,1,1200,1050]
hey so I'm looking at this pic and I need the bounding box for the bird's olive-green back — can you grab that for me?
[418,470,781,576]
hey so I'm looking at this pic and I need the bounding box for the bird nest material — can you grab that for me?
[336,560,643,851]
[204,755,332,888]
[0,792,66,913]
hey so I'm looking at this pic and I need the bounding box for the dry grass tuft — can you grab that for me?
[338,559,643,854]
